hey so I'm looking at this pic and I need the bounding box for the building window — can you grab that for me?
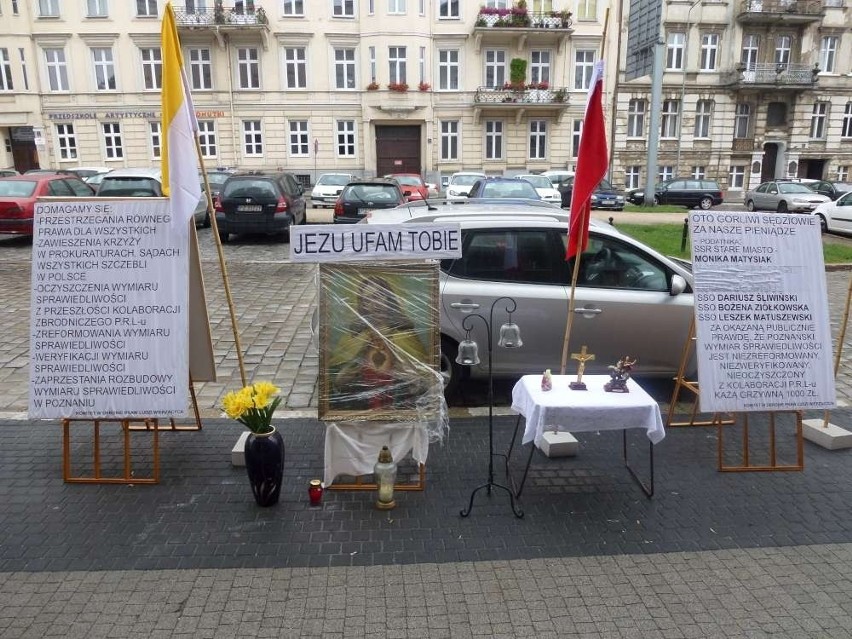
[92,48,116,91]
[838,166,849,182]
[198,120,216,158]
[484,120,503,160]
[691,166,706,179]
[237,48,260,89]
[484,49,506,88]
[282,0,304,15]
[741,34,759,69]
[12,0,19,15]
[574,50,595,90]
[419,46,425,84]
[389,0,406,14]
[699,33,719,71]
[842,102,852,138]
[440,120,458,160]
[774,35,791,66]
[694,100,712,138]
[243,120,263,156]
[388,46,407,84]
[819,36,838,73]
[283,48,307,89]
[333,0,355,17]
[369,46,376,82]
[810,102,828,139]
[666,32,685,71]
[44,48,69,92]
[55,124,77,160]
[576,0,596,20]
[336,120,356,157]
[140,47,162,90]
[136,0,157,17]
[729,165,746,190]
[335,48,356,89]
[734,103,751,138]
[0,49,12,91]
[659,165,674,181]
[766,102,787,127]
[102,122,123,159]
[438,49,459,90]
[660,99,680,138]
[19,48,28,90]
[571,120,582,158]
[439,0,459,18]
[149,121,161,159]
[530,50,551,84]
[39,0,59,17]
[289,120,309,156]
[87,0,108,17]
[188,48,212,90]
[625,166,641,190]
[529,120,547,160]
[626,98,645,137]
[484,0,509,7]
[531,0,553,10]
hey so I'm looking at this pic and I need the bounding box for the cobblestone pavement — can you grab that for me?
[1,214,852,638]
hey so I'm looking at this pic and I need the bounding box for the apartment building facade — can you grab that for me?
[0,0,848,197]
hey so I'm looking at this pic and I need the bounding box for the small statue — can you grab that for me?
[541,369,552,391]
[569,345,595,391]
[604,356,636,393]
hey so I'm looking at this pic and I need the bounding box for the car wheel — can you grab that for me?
[746,200,756,212]
[699,197,713,210]
[440,336,463,398]
[652,195,660,206]
[218,232,229,243]
[817,214,828,234]
[777,201,788,213]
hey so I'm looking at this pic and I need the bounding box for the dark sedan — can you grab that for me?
[806,180,852,201]
[333,179,406,224]
[558,177,625,210]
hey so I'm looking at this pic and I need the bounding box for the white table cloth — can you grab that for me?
[511,374,665,449]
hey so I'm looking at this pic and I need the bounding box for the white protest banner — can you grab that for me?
[290,223,462,263]
[29,198,189,418]
[689,211,835,413]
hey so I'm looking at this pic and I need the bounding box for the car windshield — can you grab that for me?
[521,175,552,189]
[779,183,815,194]
[480,181,539,199]
[394,176,423,186]
[318,174,352,186]
[345,184,400,201]
[451,174,482,186]
[0,181,37,197]
[597,179,614,191]
[223,179,277,198]
[207,173,231,187]
[98,178,160,197]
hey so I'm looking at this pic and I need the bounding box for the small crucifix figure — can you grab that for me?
[569,345,595,391]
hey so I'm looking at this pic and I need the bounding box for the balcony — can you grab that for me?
[732,138,755,152]
[726,63,819,90]
[174,3,270,48]
[473,10,574,53]
[473,85,570,124]
[736,0,823,24]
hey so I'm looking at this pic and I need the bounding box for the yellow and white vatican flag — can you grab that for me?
[161,2,201,230]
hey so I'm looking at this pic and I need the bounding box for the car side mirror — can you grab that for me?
[403,189,412,196]
[670,274,687,296]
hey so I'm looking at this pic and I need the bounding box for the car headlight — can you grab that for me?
[792,198,807,204]
[590,194,598,201]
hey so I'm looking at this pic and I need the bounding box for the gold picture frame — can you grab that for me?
[318,262,440,421]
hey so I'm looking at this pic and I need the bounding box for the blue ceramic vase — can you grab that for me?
[244,428,285,506]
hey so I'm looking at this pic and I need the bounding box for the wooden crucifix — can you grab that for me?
[569,345,595,391]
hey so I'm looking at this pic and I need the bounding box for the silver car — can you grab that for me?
[365,202,694,395]
[745,181,831,213]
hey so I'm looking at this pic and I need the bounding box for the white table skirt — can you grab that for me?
[511,375,665,449]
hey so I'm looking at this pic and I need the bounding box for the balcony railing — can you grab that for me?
[737,0,823,18]
[173,3,268,27]
[732,138,755,152]
[474,86,569,105]
[731,63,819,87]
[475,10,573,29]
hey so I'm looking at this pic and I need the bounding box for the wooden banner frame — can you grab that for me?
[717,410,804,472]
[63,417,161,484]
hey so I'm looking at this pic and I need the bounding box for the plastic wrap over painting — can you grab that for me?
[318,262,448,442]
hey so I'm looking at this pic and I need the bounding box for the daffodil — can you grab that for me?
[221,381,282,434]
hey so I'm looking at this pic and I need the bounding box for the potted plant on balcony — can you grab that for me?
[509,58,527,93]
[552,87,568,103]
[511,0,531,27]
[214,0,226,24]
[255,7,268,24]
[388,82,409,92]
[367,81,380,91]
[418,81,431,91]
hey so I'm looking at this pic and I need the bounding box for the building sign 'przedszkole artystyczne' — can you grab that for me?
[28,199,189,419]
[689,211,836,413]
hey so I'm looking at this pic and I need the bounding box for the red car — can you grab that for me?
[0,174,94,235]
[384,173,429,202]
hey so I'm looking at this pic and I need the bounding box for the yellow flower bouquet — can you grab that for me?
[222,381,282,434]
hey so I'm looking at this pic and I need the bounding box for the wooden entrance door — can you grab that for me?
[375,126,421,176]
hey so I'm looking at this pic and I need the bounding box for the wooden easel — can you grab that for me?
[63,418,161,484]
[717,410,804,472]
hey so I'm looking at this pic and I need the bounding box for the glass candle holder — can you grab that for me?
[308,479,323,506]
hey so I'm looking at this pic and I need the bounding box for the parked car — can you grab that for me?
[205,168,239,198]
[627,179,724,210]
[333,178,406,224]
[97,167,210,227]
[68,166,111,179]
[214,171,307,242]
[540,170,574,187]
[744,181,831,212]
[0,169,20,177]
[384,173,430,202]
[84,173,108,188]
[811,192,852,234]
[310,172,356,208]
[516,174,561,205]
[0,173,94,235]
[365,203,694,395]
[446,171,486,201]
[467,177,541,200]
[805,180,852,201]
[557,177,626,210]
